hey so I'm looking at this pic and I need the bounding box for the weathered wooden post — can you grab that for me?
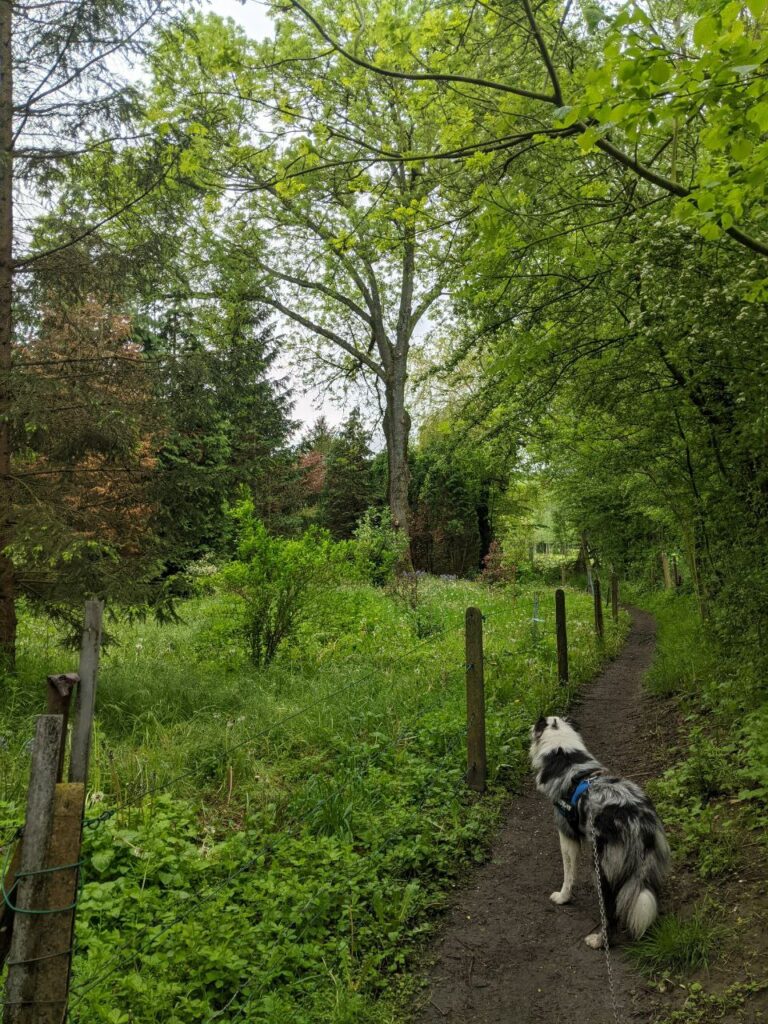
[46,674,78,782]
[31,781,84,1024]
[593,578,604,642]
[4,716,63,1023]
[465,607,487,793]
[555,588,569,684]
[2,602,102,1022]
[611,573,619,623]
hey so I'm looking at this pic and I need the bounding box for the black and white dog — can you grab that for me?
[529,715,670,947]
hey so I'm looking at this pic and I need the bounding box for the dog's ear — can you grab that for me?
[533,716,548,738]
[564,715,580,733]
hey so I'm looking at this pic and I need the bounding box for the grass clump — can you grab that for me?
[629,905,722,977]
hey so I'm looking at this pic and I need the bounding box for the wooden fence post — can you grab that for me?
[31,782,84,1024]
[69,599,104,785]
[465,607,486,793]
[46,674,78,783]
[555,589,569,684]
[611,573,619,623]
[593,578,604,642]
[4,716,63,1024]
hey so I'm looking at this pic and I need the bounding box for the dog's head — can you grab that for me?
[529,715,583,765]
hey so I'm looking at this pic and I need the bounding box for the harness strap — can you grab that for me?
[554,775,598,824]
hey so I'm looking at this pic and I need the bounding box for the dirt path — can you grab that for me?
[414,606,664,1024]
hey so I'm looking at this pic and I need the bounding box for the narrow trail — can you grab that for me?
[414,607,664,1024]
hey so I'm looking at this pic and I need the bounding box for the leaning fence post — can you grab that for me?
[593,577,604,642]
[46,674,78,783]
[555,589,569,684]
[611,573,619,623]
[465,607,487,793]
[32,781,84,1024]
[4,716,63,1024]
[69,599,104,786]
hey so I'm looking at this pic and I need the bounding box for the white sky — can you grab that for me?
[208,0,274,40]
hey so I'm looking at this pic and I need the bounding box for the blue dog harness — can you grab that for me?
[555,776,596,828]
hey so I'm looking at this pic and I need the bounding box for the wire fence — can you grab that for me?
[75,619,467,826]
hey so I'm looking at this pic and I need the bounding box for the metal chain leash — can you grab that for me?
[588,808,623,1024]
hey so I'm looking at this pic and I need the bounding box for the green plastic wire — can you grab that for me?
[1,838,83,915]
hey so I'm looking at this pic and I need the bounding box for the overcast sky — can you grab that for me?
[209,0,274,40]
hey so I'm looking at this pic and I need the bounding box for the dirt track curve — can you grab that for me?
[414,606,663,1024]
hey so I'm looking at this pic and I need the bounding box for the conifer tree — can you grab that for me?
[320,409,375,539]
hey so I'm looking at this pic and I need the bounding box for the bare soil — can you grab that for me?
[413,606,667,1023]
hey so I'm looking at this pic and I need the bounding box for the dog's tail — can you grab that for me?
[619,884,658,938]
[616,829,671,939]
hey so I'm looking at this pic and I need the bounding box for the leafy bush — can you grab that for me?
[353,508,409,586]
[480,540,512,585]
[220,499,347,666]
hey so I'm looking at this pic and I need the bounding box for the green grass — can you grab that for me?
[628,905,723,976]
[0,577,627,1023]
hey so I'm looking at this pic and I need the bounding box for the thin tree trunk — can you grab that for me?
[0,0,15,668]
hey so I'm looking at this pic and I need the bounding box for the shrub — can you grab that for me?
[220,499,342,666]
[353,508,409,586]
[480,540,511,585]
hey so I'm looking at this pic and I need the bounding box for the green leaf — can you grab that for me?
[747,101,768,131]
[649,59,671,85]
[91,849,114,873]
[552,105,580,127]
[693,15,718,48]
[696,191,715,212]
[721,0,743,27]
[730,136,753,161]
[700,221,723,239]
[577,127,600,152]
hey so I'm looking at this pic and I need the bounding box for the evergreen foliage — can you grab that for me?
[320,409,375,539]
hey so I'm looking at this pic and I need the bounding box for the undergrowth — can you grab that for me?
[0,577,625,1023]
[634,589,768,1019]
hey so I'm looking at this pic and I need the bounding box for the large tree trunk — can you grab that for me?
[382,363,412,563]
[0,0,15,668]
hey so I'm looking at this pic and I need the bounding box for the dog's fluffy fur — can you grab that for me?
[529,715,670,948]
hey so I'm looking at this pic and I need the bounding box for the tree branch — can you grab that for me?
[284,0,768,258]
[260,294,386,380]
[258,259,375,328]
[286,0,556,104]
